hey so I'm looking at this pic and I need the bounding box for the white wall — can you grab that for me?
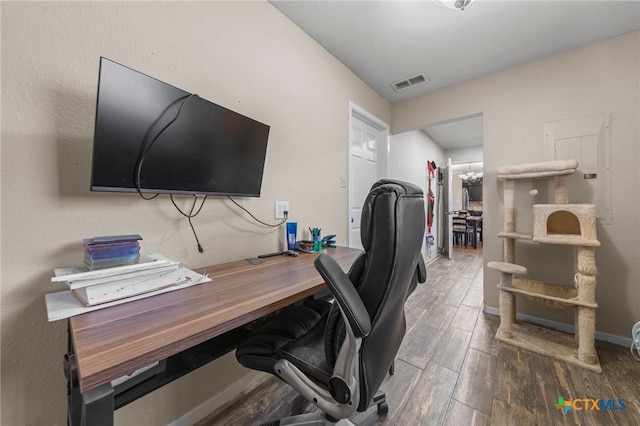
[445,145,483,165]
[0,2,390,425]
[388,130,444,263]
[391,31,640,339]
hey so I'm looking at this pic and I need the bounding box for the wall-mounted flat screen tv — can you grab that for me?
[91,57,270,197]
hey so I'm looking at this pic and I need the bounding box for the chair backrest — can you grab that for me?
[452,211,468,232]
[325,179,425,411]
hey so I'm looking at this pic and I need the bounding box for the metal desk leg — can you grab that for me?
[65,353,82,426]
[82,384,114,426]
[66,352,114,426]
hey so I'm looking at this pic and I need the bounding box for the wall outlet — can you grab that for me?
[275,201,289,219]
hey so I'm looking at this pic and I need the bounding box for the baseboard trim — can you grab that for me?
[483,305,633,347]
[168,371,267,426]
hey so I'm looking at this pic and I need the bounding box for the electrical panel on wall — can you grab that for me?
[544,113,612,224]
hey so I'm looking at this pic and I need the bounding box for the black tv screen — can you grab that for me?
[91,58,270,197]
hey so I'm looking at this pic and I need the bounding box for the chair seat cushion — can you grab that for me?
[236,299,332,384]
[277,313,332,385]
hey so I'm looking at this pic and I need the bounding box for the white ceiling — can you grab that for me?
[271,0,640,149]
[422,113,483,150]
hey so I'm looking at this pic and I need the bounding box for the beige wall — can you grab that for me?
[0,2,389,425]
[392,31,640,338]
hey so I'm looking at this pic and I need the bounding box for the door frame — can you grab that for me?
[445,158,454,259]
[347,102,389,248]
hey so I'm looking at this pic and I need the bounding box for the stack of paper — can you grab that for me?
[83,234,142,270]
[53,253,190,306]
[45,254,211,321]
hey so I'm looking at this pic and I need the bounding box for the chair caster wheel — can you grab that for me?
[377,401,389,416]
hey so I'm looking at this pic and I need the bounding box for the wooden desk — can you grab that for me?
[65,246,362,426]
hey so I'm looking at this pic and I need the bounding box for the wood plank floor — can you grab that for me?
[198,249,640,426]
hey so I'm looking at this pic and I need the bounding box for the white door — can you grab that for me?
[348,106,387,249]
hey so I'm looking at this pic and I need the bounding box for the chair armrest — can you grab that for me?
[314,253,371,338]
[408,255,427,296]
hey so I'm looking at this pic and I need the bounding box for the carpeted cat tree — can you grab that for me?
[488,159,602,372]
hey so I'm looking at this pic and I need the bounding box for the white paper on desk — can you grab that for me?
[73,267,199,306]
[52,253,174,283]
[66,263,181,290]
[45,268,211,322]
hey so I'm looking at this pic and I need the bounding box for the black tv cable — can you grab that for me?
[171,194,207,253]
[134,93,197,199]
[134,93,208,253]
[227,196,288,227]
[133,93,284,251]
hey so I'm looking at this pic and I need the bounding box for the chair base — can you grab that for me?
[261,411,356,426]
[291,394,311,416]
[271,390,388,426]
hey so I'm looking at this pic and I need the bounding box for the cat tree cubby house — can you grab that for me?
[488,159,602,372]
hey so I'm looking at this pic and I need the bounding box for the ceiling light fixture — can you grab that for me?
[434,0,477,11]
[458,171,483,182]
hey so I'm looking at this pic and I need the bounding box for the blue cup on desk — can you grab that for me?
[286,222,297,250]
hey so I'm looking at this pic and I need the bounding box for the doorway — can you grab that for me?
[450,161,484,256]
[347,102,389,249]
[422,113,484,259]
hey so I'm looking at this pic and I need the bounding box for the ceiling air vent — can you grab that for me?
[391,73,430,92]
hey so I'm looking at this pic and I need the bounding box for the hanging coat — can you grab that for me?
[427,161,436,233]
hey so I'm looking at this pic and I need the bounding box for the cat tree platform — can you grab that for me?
[495,322,602,373]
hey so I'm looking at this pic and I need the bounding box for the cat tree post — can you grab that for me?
[502,179,517,324]
[576,246,598,364]
[554,175,570,204]
[503,180,516,264]
[488,261,527,339]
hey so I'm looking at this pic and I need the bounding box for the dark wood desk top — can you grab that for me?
[70,247,362,393]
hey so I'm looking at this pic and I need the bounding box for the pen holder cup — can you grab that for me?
[286,222,297,250]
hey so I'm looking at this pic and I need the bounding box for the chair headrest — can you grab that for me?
[360,180,424,251]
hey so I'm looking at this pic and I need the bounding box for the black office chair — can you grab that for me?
[236,179,427,425]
